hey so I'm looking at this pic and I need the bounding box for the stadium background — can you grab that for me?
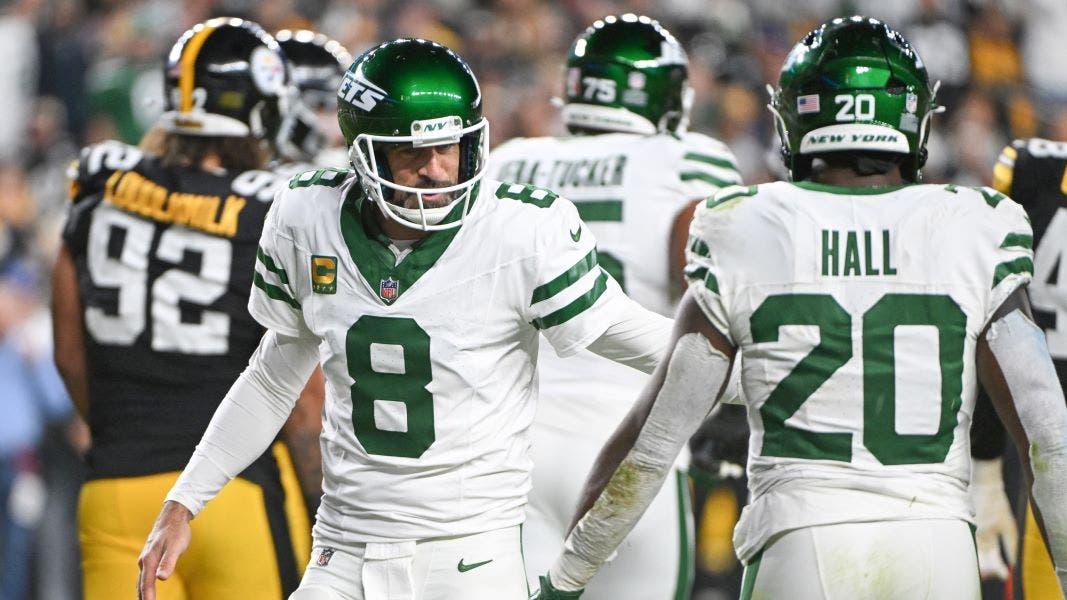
[1,0,1065,598]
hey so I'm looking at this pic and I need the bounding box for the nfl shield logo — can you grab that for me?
[905,93,918,114]
[380,277,399,301]
[317,547,335,566]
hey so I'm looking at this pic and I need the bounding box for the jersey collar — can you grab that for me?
[791,181,911,195]
[339,184,477,305]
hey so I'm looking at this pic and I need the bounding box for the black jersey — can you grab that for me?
[63,140,290,480]
[993,138,1067,374]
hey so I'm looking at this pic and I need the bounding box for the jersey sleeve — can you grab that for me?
[980,190,1034,323]
[60,194,99,260]
[677,134,744,199]
[68,141,144,204]
[527,196,630,356]
[684,186,755,345]
[248,190,309,337]
[991,142,1018,197]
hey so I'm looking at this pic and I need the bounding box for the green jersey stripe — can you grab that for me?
[704,271,720,294]
[531,249,598,304]
[533,270,609,330]
[681,171,734,188]
[1000,232,1033,250]
[687,235,710,258]
[683,151,738,171]
[706,185,758,208]
[253,271,300,309]
[992,256,1034,288]
[684,265,708,282]
[573,199,623,222]
[256,247,290,285]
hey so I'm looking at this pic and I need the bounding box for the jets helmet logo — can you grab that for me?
[338,71,388,112]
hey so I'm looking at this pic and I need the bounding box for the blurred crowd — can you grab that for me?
[1,0,1065,598]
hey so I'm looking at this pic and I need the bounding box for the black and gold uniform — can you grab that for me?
[989,137,1067,600]
[62,18,311,600]
[65,140,309,600]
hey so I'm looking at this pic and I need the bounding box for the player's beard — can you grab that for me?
[391,175,458,209]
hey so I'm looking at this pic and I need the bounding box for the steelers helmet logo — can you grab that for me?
[250,46,286,96]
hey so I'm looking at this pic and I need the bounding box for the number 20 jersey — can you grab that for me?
[63,141,286,479]
[685,181,1033,562]
[250,172,631,545]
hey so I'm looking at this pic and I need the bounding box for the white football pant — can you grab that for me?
[289,525,527,600]
[740,518,980,599]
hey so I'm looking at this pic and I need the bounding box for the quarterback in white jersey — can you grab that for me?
[137,39,673,600]
[487,14,740,599]
[534,17,1067,600]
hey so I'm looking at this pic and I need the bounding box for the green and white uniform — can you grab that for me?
[687,181,1032,593]
[252,171,633,547]
[488,131,740,598]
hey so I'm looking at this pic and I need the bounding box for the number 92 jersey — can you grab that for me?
[251,171,630,546]
[63,140,286,480]
[994,138,1067,366]
[685,181,1033,563]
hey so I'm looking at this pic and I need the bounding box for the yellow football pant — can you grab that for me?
[79,444,310,600]
[1023,503,1064,600]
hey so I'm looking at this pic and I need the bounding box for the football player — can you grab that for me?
[52,18,316,599]
[137,38,674,600]
[272,29,352,168]
[486,14,740,598]
[967,136,1067,599]
[533,17,1067,599]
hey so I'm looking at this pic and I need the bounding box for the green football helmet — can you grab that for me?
[563,14,691,136]
[338,38,487,231]
[768,16,943,182]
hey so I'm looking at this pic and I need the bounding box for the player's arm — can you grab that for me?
[976,286,1067,593]
[966,141,1025,582]
[668,200,700,297]
[138,327,319,600]
[969,389,1018,581]
[583,297,671,374]
[51,243,89,420]
[529,194,673,373]
[281,366,325,514]
[535,289,736,596]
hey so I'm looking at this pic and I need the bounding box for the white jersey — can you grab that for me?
[249,170,632,546]
[686,181,1034,562]
[488,132,741,437]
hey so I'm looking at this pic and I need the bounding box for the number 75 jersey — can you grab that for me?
[251,172,631,546]
[685,181,1033,563]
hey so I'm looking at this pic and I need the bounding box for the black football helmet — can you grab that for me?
[272,29,352,162]
[161,17,289,138]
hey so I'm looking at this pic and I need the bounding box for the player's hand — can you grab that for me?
[138,500,193,600]
[530,574,584,599]
[970,458,1018,581]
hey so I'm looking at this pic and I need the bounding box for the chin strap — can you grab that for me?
[391,201,457,227]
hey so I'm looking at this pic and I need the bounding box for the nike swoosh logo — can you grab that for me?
[569,226,582,242]
[457,558,493,573]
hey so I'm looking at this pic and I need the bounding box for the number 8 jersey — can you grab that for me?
[63,140,287,481]
[685,181,1033,563]
[251,171,632,546]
